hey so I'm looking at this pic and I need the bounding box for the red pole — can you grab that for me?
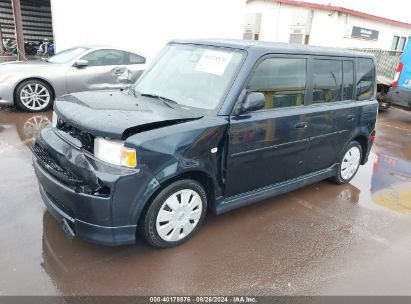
[11,0,26,60]
[0,22,4,53]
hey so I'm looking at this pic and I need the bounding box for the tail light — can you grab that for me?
[392,62,404,88]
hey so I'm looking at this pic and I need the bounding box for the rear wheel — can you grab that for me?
[331,141,362,184]
[139,179,207,248]
[15,79,54,112]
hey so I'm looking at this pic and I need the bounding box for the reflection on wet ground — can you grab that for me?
[346,108,411,215]
[371,154,411,213]
[0,107,51,147]
[1,106,411,295]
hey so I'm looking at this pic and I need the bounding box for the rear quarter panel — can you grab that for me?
[358,99,378,162]
[127,63,147,83]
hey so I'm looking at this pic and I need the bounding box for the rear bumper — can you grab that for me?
[33,126,160,246]
[387,87,411,108]
[363,135,375,165]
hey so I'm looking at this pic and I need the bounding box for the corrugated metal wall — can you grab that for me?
[0,0,53,43]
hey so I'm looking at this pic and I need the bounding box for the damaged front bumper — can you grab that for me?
[32,126,160,246]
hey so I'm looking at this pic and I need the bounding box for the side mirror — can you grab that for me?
[241,92,265,113]
[74,59,88,68]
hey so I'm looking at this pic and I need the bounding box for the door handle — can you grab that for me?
[294,122,308,129]
[112,68,124,75]
[346,115,355,122]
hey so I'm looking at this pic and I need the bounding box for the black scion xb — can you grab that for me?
[32,39,378,248]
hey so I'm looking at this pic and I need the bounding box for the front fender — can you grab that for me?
[126,116,229,222]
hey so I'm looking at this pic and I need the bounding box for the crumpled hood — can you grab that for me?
[54,90,202,139]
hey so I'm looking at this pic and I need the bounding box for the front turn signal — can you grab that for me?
[120,147,137,168]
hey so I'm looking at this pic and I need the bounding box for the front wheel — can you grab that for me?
[15,79,54,112]
[139,179,207,248]
[331,141,362,184]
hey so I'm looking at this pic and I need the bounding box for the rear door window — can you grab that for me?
[312,59,343,103]
[247,57,307,109]
[356,58,375,101]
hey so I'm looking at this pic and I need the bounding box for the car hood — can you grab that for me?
[0,60,59,73]
[54,91,203,140]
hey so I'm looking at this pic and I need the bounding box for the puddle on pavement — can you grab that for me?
[351,151,411,215]
[371,153,411,214]
[0,107,51,150]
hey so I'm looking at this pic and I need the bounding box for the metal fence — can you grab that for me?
[351,48,402,85]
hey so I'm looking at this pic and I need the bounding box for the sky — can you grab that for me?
[307,0,411,24]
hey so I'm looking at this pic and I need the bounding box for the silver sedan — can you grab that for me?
[0,46,148,112]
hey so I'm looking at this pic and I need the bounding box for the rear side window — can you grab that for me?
[356,58,375,101]
[247,58,306,109]
[312,59,342,103]
[343,60,354,100]
[128,52,146,64]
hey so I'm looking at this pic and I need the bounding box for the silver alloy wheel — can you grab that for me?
[341,146,361,180]
[20,83,50,111]
[156,189,203,242]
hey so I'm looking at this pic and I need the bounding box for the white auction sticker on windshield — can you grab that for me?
[195,50,233,76]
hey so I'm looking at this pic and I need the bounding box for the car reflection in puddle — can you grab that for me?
[371,153,411,214]
[21,115,51,141]
[0,107,51,147]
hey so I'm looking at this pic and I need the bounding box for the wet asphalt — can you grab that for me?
[0,106,411,296]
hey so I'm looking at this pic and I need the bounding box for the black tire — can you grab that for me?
[331,141,362,185]
[15,79,54,112]
[139,179,207,248]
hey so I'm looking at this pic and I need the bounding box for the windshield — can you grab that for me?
[133,44,244,112]
[48,47,88,64]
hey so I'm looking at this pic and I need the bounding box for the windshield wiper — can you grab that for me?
[140,93,178,108]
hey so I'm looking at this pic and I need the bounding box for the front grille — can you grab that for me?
[57,120,94,152]
[31,144,85,186]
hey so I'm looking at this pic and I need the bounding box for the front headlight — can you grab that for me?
[94,137,137,168]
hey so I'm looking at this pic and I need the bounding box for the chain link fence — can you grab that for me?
[351,48,402,85]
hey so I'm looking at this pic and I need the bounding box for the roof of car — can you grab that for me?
[74,45,121,50]
[70,45,148,58]
[170,38,374,58]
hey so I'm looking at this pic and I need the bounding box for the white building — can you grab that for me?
[50,0,246,57]
[245,0,411,51]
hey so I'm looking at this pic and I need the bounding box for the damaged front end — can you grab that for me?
[31,139,108,196]
[32,124,143,198]
[31,125,158,246]
[31,91,206,245]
